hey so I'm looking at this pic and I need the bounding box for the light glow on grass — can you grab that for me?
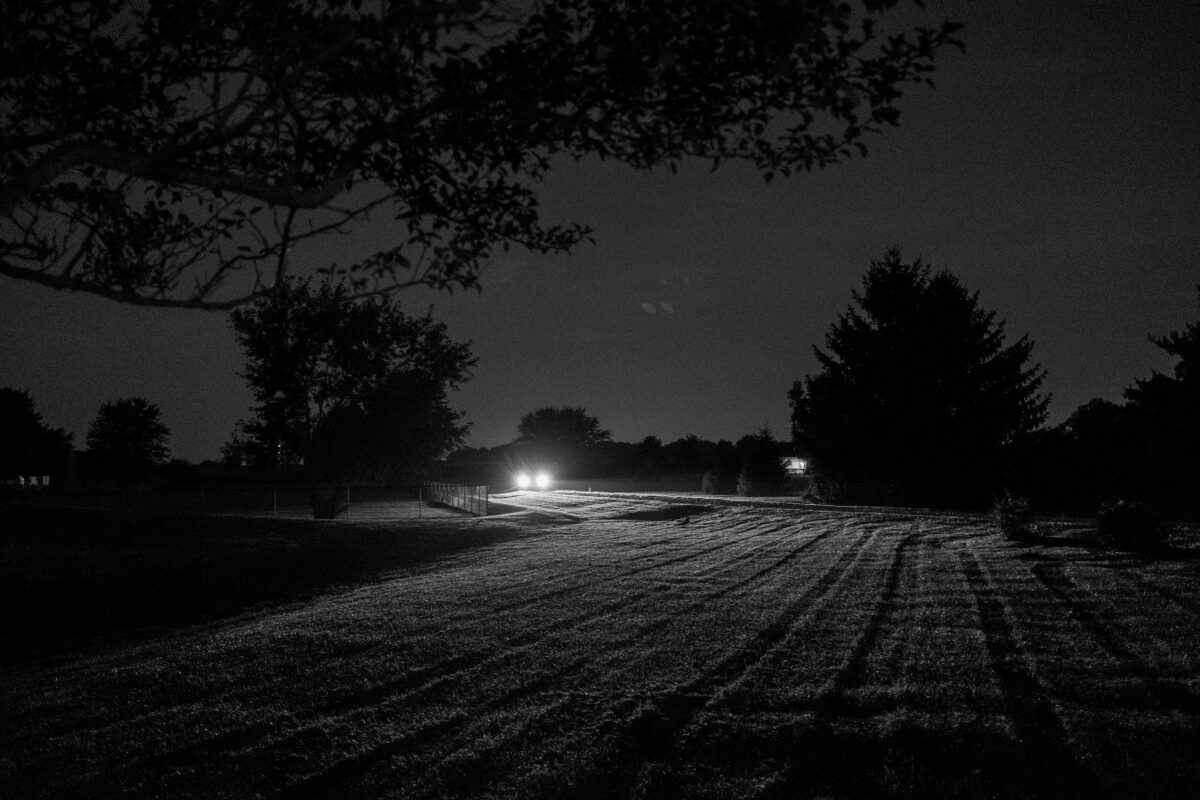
[5,495,1199,799]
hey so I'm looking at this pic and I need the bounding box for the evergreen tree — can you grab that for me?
[1122,285,1200,503]
[735,427,787,497]
[790,250,1048,506]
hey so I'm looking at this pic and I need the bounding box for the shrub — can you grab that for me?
[308,485,349,519]
[736,466,785,497]
[702,470,734,495]
[1096,500,1167,552]
[992,494,1038,541]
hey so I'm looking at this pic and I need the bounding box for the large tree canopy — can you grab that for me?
[513,405,610,476]
[83,396,171,484]
[229,282,474,513]
[516,406,611,449]
[790,250,1048,506]
[1,1,960,309]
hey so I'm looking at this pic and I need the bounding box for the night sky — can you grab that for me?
[2,1,1197,463]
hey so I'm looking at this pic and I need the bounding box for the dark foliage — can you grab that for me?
[634,436,666,477]
[82,397,170,485]
[0,504,528,665]
[516,406,611,449]
[790,250,1048,507]
[1,2,960,308]
[229,281,474,516]
[702,469,735,495]
[1038,288,1200,509]
[736,427,787,497]
[513,406,611,478]
[0,387,73,485]
[1121,286,1200,504]
[1096,500,1167,552]
[663,435,712,474]
[992,494,1038,542]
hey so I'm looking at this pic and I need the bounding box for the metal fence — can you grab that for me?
[423,481,489,516]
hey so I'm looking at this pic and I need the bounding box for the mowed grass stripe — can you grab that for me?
[259,521,858,795]
[25,510,813,781]
[703,521,918,715]
[96,515,825,796]
[442,512,741,614]
[959,551,1093,798]
[447,525,888,800]
[7,497,1200,800]
[1066,564,1200,678]
[488,513,794,613]
[304,516,816,712]
[273,520,868,798]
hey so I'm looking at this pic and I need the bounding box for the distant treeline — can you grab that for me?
[439,429,793,493]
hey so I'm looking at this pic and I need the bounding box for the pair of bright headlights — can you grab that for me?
[516,472,550,490]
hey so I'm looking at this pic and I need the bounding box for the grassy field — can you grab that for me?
[2,493,1199,798]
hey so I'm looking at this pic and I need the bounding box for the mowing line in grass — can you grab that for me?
[823,529,922,703]
[515,526,884,799]
[224,517,850,796]
[311,520,871,799]
[1029,561,1152,679]
[959,551,1093,798]
[487,517,792,614]
[306,520,814,717]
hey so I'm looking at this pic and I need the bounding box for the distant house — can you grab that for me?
[2,474,52,489]
[780,456,808,476]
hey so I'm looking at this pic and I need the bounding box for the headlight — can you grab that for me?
[536,473,550,489]
[516,473,531,489]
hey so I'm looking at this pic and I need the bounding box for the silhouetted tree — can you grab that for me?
[0,388,73,486]
[634,435,666,477]
[230,281,474,517]
[735,426,787,496]
[516,407,611,449]
[790,250,1048,507]
[1047,399,1139,506]
[84,397,171,485]
[514,406,611,477]
[664,434,711,474]
[1121,286,1200,504]
[1,2,960,308]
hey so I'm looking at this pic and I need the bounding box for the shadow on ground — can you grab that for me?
[0,504,541,667]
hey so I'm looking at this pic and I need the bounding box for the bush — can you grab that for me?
[308,485,349,519]
[702,470,734,495]
[992,494,1038,541]
[1096,500,1166,552]
[736,466,785,497]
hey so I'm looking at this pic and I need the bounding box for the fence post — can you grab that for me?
[418,485,422,519]
[273,490,278,517]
